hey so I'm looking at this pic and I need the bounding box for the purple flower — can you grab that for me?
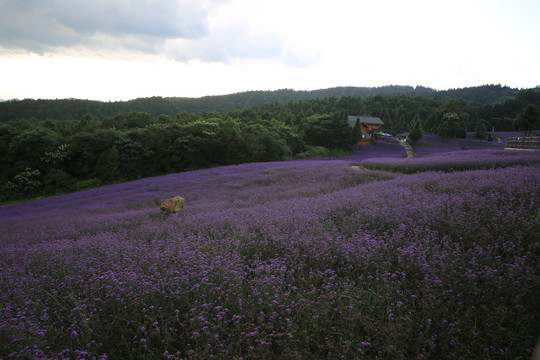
[0,146,537,359]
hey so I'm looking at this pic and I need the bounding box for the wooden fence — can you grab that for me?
[505,137,540,150]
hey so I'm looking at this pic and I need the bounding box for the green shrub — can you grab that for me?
[72,178,102,191]
[296,145,347,159]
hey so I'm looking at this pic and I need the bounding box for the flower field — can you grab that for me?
[359,148,540,174]
[1,145,539,359]
[410,133,509,157]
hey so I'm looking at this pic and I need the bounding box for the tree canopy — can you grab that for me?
[513,104,540,135]
[1,86,539,202]
[0,84,523,122]
[408,114,423,143]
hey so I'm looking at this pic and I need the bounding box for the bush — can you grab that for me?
[474,124,488,140]
[11,168,42,194]
[408,116,424,143]
[43,168,73,191]
[72,178,102,191]
[295,145,347,159]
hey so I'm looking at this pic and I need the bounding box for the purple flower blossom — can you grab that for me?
[0,147,538,359]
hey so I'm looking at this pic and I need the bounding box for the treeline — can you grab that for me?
[0,111,344,202]
[0,85,520,122]
[1,87,539,202]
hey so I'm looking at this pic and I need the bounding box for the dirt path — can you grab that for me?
[398,139,416,158]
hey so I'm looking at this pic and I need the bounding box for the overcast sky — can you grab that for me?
[1,0,539,101]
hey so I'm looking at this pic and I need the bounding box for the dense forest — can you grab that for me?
[0,85,519,122]
[1,85,539,202]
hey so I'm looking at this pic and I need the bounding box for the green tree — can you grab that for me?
[40,144,71,166]
[408,115,423,143]
[276,122,304,155]
[43,168,73,192]
[0,123,16,179]
[514,104,540,136]
[381,110,393,133]
[213,118,247,164]
[157,114,174,124]
[474,123,488,140]
[7,128,61,172]
[330,114,352,149]
[95,148,120,182]
[142,123,182,173]
[77,113,100,132]
[437,112,459,139]
[113,129,154,179]
[125,112,155,129]
[299,114,351,150]
[202,111,222,120]
[69,129,119,177]
[456,120,467,138]
[437,121,452,139]
[9,168,42,195]
[102,113,126,129]
[351,118,362,145]
[176,111,199,124]
[175,121,220,168]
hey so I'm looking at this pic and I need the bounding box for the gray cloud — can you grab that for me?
[165,24,286,63]
[55,0,208,39]
[0,0,211,53]
[0,0,317,67]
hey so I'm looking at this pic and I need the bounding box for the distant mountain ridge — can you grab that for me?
[0,84,519,122]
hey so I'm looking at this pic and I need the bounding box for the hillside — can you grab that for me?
[1,141,538,359]
[0,84,519,122]
[2,82,538,204]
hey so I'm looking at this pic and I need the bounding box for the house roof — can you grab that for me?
[347,115,384,128]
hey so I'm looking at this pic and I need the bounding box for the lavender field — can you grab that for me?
[1,142,539,359]
[410,133,510,157]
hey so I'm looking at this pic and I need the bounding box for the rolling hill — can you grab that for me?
[0,84,519,122]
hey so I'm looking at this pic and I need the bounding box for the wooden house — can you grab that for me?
[348,115,384,145]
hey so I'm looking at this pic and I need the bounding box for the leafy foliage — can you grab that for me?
[513,103,540,135]
[408,114,423,143]
[1,87,539,202]
[474,123,489,140]
[0,85,521,122]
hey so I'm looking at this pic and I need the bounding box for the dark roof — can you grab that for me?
[347,115,384,128]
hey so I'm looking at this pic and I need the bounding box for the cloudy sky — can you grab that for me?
[1,0,539,101]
